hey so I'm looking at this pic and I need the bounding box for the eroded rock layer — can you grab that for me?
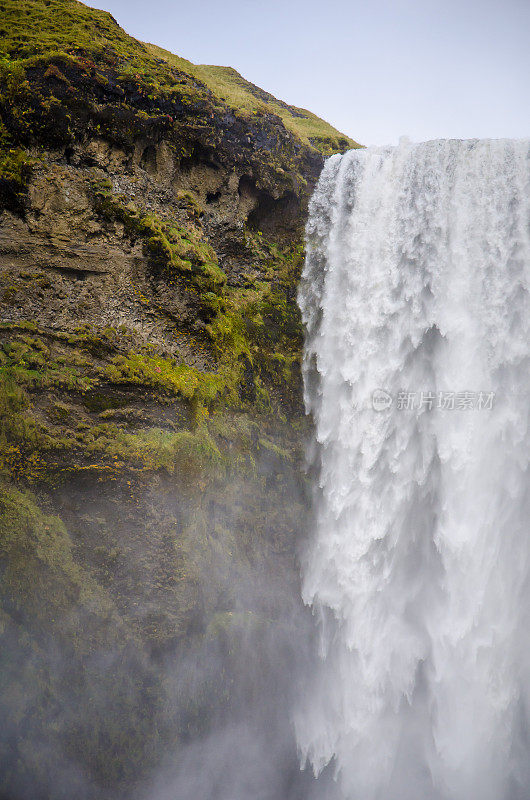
[0,1,358,797]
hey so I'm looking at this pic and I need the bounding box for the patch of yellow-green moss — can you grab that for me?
[0,0,180,91]
[0,481,114,622]
[145,43,360,154]
[0,0,359,163]
[0,329,97,391]
[119,426,223,483]
[92,179,227,296]
[0,323,249,485]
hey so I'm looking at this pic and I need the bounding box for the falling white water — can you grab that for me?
[297,139,530,800]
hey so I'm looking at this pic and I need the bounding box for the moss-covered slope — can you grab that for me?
[0,0,358,155]
[145,42,360,156]
[0,1,357,797]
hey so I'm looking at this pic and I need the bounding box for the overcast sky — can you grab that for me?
[91,0,529,146]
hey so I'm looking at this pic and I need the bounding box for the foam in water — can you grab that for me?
[296,139,530,800]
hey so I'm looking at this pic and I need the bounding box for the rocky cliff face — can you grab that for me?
[0,2,358,797]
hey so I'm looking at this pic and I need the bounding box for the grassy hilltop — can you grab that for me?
[0,0,358,155]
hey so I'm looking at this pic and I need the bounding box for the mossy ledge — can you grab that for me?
[0,1,358,797]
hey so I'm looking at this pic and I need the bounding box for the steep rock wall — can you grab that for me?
[0,2,358,797]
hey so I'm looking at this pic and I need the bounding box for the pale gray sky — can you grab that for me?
[90,0,530,146]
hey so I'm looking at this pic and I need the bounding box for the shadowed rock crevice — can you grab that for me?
[140,144,158,175]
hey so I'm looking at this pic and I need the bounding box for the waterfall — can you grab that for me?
[297,139,530,800]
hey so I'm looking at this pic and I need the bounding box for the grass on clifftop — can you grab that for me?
[0,0,359,156]
[0,0,184,92]
[146,43,361,155]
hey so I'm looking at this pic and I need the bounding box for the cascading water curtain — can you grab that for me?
[296,140,530,800]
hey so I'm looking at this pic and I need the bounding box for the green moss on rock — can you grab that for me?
[0,482,113,623]
[92,180,227,296]
[0,0,335,794]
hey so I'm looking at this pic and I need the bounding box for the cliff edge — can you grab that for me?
[0,2,359,796]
